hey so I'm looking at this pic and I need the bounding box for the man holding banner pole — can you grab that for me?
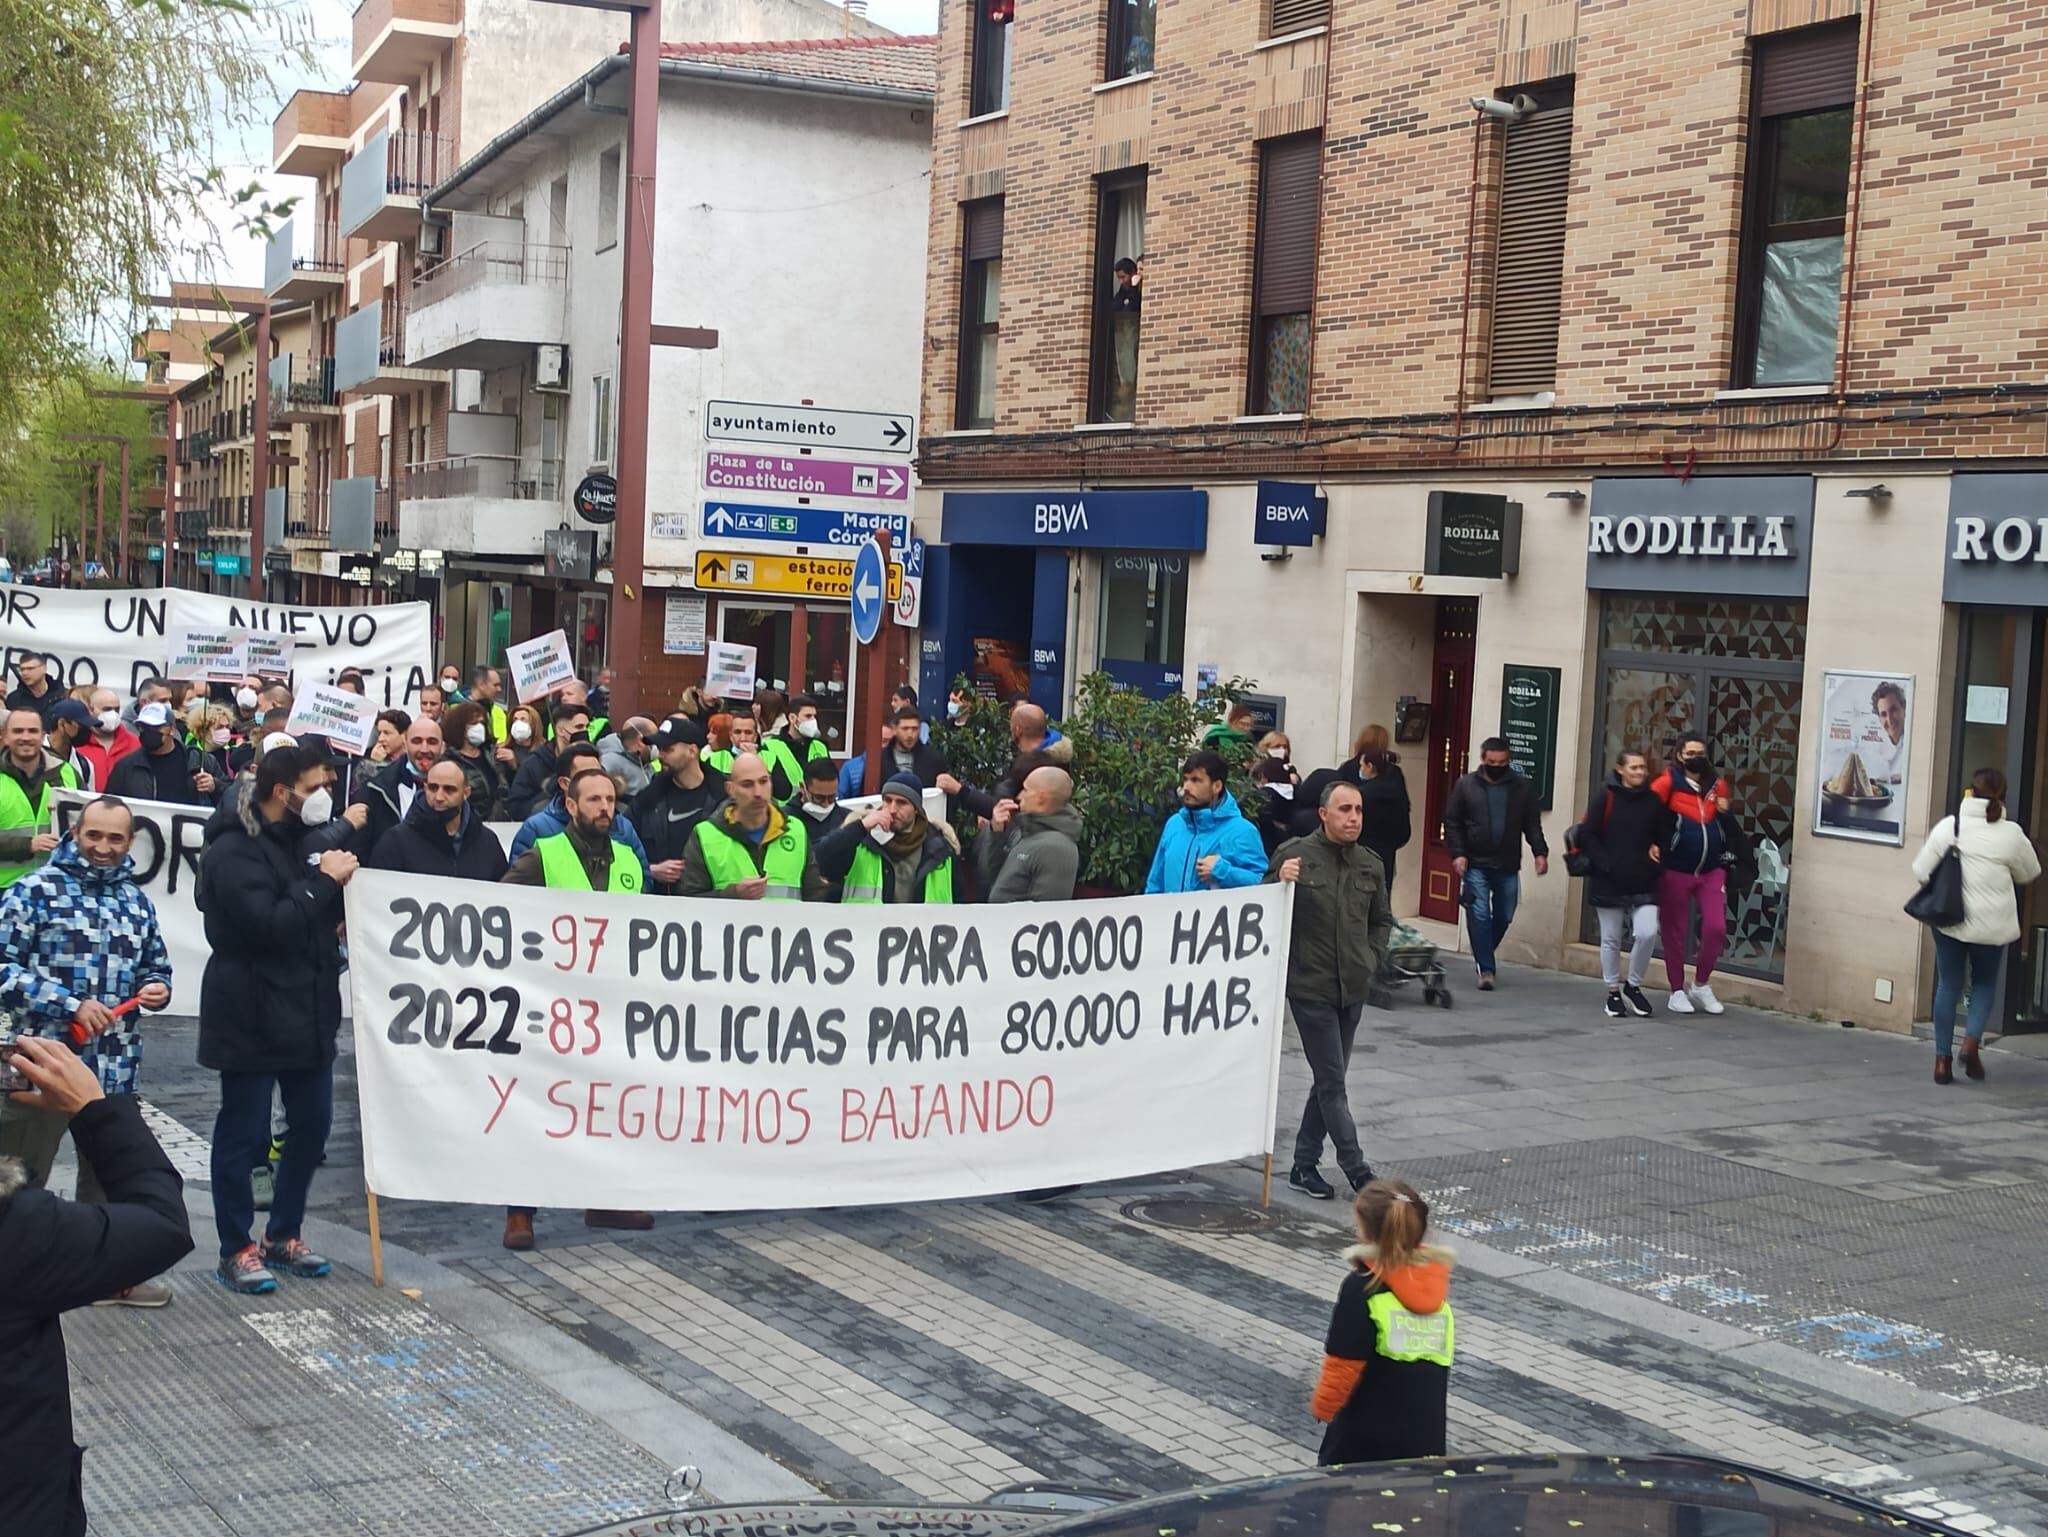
[499,767,651,1248]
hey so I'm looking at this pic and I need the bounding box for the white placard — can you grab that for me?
[166,625,248,684]
[245,631,295,678]
[0,586,430,708]
[507,629,576,704]
[344,873,1292,1210]
[706,640,756,701]
[663,593,707,656]
[287,683,378,757]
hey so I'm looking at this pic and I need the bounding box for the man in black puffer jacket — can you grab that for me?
[1574,749,1667,1021]
[196,745,359,1297]
[369,758,509,881]
[0,1038,193,1537]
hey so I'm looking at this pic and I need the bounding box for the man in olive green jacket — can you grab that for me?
[1267,778,1393,1202]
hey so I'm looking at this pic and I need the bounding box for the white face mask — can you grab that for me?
[1267,748,1288,760]
[465,723,487,747]
[800,800,834,819]
[210,727,231,747]
[947,701,964,719]
[1269,782,1295,800]
[796,718,819,739]
[441,676,460,692]
[235,687,259,711]
[298,787,333,827]
[96,710,121,733]
[510,721,533,743]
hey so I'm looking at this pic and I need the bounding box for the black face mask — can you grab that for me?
[1481,762,1509,782]
[137,726,165,754]
[1681,755,1710,774]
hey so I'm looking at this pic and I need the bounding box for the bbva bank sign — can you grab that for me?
[1585,476,1814,599]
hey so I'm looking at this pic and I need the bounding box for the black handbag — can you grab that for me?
[1905,809,1966,927]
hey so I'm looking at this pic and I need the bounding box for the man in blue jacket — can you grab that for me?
[1144,750,1268,894]
[509,740,652,882]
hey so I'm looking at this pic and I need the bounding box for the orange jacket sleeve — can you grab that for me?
[1311,1354,1366,1421]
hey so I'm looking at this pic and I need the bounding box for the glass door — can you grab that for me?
[719,604,795,706]
[803,606,854,754]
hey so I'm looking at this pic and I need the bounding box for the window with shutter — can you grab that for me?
[1248,134,1321,415]
[1734,22,1858,388]
[1266,0,1328,38]
[1487,86,1573,397]
[970,0,1013,116]
[958,199,1004,429]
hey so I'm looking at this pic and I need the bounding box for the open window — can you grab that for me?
[970,0,1013,117]
[1089,173,1146,422]
[1734,22,1858,388]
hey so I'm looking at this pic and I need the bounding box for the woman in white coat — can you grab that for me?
[1910,768,2041,1083]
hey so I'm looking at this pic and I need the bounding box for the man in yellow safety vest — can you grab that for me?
[817,772,956,905]
[0,706,78,888]
[677,751,823,900]
[498,765,648,1247]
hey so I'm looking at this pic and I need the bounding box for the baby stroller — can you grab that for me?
[1370,918,1453,1009]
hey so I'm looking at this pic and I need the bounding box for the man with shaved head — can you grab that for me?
[677,750,825,900]
[978,764,1081,903]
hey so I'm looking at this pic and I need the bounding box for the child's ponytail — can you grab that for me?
[1353,1177,1428,1272]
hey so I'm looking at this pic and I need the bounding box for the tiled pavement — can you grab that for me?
[67,961,2048,1535]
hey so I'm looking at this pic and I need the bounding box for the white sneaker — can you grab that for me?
[1667,987,1696,1015]
[1689,984,1725,1015]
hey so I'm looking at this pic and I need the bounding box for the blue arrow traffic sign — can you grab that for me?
[852,537,887,646]
[700,500,909,547]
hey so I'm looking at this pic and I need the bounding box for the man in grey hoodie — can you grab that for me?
[977,765,1081,902]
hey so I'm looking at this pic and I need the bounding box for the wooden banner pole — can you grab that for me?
[365,1187,385,1288]
[1260,1152,1273,1210]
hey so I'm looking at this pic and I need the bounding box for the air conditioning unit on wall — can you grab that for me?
[535,344,569,392]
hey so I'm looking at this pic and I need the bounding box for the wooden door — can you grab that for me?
[1419,597,1478,924]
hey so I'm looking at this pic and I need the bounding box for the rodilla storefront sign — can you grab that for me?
[1585,476,1814,598]
[1943,475,2048,605]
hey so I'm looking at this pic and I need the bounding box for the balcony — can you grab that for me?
[405,243,568,369]
[264,217,346,301]
[399,455,564,557]
[333,299,442,395]
[340,127,448,242]
[352,0,459,85]
[269,354,339,421]
[273,89,352,177]
[209,494,255,537]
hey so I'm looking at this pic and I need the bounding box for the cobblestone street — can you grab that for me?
[74,964,2048,1536]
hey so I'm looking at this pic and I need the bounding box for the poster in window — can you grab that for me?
[1813,669,1910,846]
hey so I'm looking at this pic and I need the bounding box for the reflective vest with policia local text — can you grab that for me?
[0,760,79,888]
[843,842,954,904]
[1366,1290,1454,1366]
[534,830,642,892]
[693,815,808,900]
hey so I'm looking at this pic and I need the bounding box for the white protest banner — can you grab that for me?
[0,586,430,707]
[52,789,213,1008]
[706,640,756,701]
[288,683,378,756]
[166,625,249,684]
[244,631,296,678]
[507,629,576,704]
[344,873,1292,1210]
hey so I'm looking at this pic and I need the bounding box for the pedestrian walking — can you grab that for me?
[370,758,510,881]
[1573,749,1664,1020]
[0,1037,193,1537]
[0,706,76,888]
[818,772,958,904]
[1910,768,2041,1084]
[1256,731,1299,782]
[635,716,725,895]
[1310,1178,1454,1465]
[1270,779,1393,1199]
[196,745,358,1295]
[1248,757,1299,858]
[976,766,1081,902]
[1652,734,1733,1015]
[0,796,176,1305]
[1144,749,1268,893]
[677,751,826,900]
[1444,738,1548,991]
[1337,727,1412,885]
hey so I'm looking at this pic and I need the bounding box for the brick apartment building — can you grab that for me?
[906,0,2048,1033]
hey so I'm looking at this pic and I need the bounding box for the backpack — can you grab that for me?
[1563,789,1611,878]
